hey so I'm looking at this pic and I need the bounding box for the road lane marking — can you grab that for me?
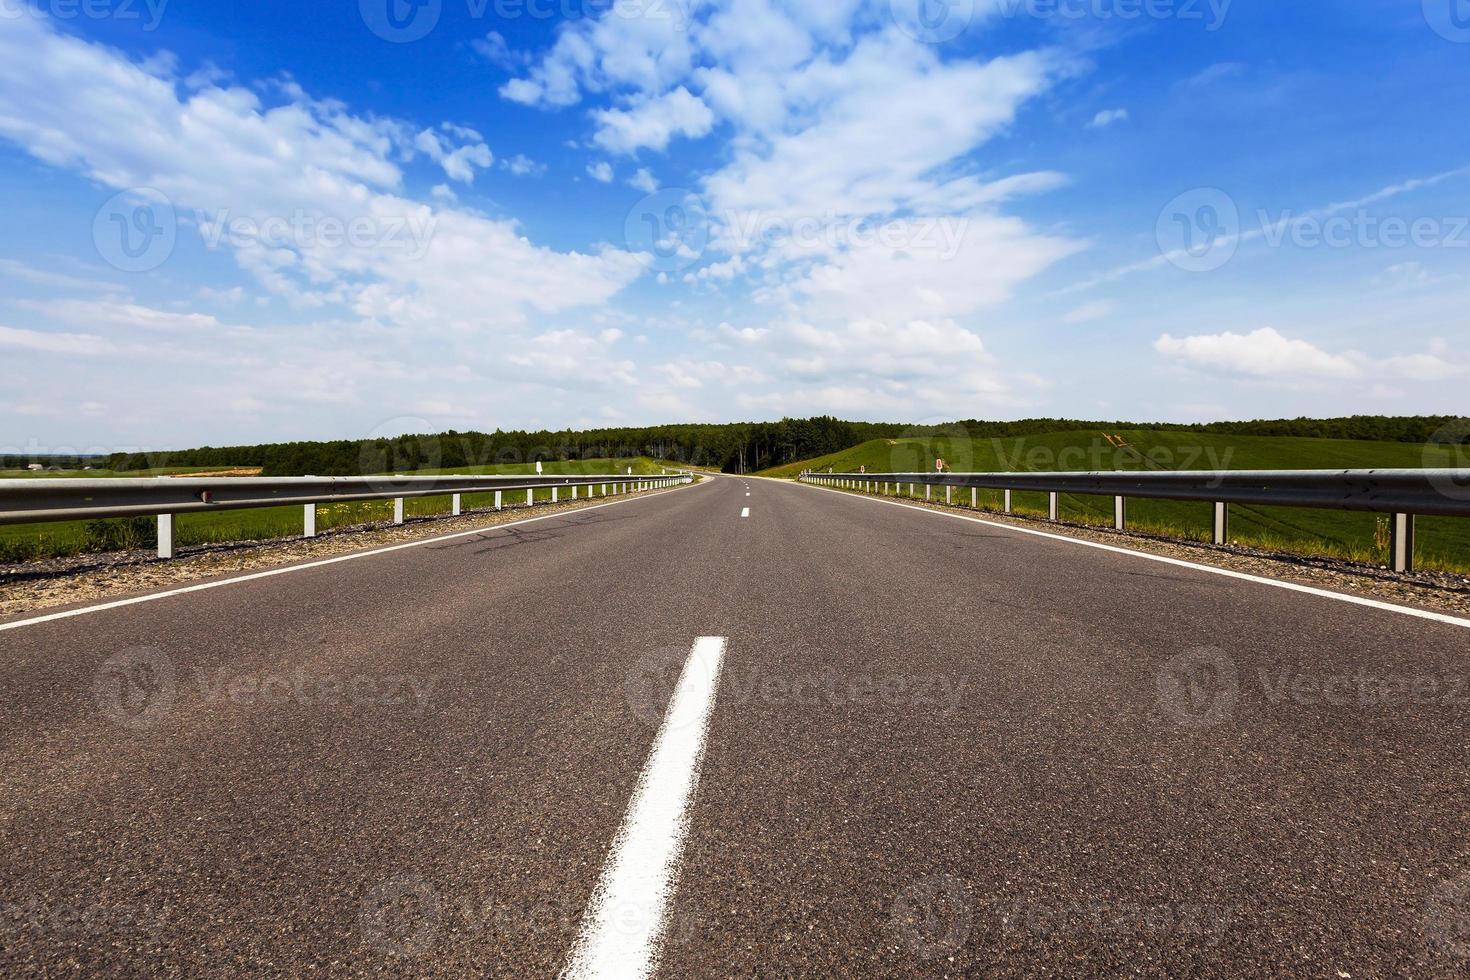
[788,479,1470,630]
[0,483,697,634]
[563,636,728,980]
[741,507,750,518]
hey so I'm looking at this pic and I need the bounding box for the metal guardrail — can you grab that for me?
[0,472,692,558]
[801,469,1470,573]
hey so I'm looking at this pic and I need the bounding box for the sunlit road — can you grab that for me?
[3,475,1469,977]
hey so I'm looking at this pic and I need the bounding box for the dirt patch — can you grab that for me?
[166,468,264,478]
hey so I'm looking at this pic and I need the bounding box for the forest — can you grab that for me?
[4,415,1463,477]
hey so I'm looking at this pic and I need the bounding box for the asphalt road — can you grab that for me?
[2,474,1469,977]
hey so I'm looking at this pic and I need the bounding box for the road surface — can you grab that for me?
[2,474,1469,977]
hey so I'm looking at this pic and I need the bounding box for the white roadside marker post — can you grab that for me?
[157,514,174,559]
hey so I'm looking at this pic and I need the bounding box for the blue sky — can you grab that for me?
[0,0,1466,452]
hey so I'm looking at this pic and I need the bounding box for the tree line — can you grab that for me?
[8,415,1463,476]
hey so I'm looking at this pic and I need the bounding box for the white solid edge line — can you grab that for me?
[0,482,695,634]
[783,478,1470,630]
[562,636,727,980]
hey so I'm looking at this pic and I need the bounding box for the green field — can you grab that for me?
[760,430,1470,573]
[0,457,671,562]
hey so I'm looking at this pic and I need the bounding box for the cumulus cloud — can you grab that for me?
[591,87,715,155]
[1087,108,1129,129]
[1155,328,1365,379]
[0,13,643,339]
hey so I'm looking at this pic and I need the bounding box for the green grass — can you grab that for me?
[0,457,671,562]
[760,430,1470,573]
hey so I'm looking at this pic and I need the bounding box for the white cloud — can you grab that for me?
[0,324,116,356]
[1087,108,1128,129]
[586,160,615,182]
[0,13,643,340]
[591,86,715,155]
[1154,328,1365,379]
[415,126,494,183]
[502,154,547,177]
[628,167,659,193]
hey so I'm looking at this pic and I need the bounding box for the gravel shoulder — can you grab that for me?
[787,480,1470,620]
[0,486,689,622]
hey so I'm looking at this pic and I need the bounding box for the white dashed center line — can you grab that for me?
[562,636,728,979]
[740,507,750,518]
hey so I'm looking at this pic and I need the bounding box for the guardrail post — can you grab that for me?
[157,513,174,559]
[945,486,952,505]
[527,489,534,508]
[1114,496,1125,531]
[495,490,503,511]
[971,488,977,509]
[394,498,405,524]
[1004,489,1012,514]
[1048,492,1059,521]
[1213,502,1228,545]
[1390,513,1416,573]
[552,487,559,504]
[908,483,914,497]
[304,503,317,537]
[451,494,461,516]
[572,486,578,500]
[925,486,931,501]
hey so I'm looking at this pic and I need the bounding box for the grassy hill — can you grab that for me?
[0,457,671,561]
[760,430,1470,572]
